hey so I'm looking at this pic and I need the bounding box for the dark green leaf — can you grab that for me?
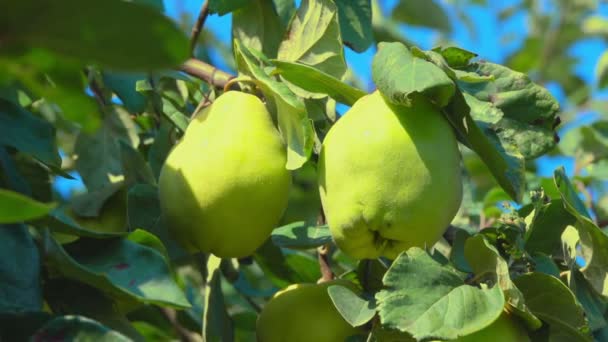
[45,230,191,308]
[127,184,188,261]
[372,42,455,107]
[567,269,608,332]
[524,199,576,255]
[1,0,188,70]
[335,0,373,52]
[0,225,42,312]
[271,221,332,249]
[208,0,250,15]
[445,91,525,202]
[234,41,314,170]
[0,99,61,168]
[273,0,296,26]
[375,248,505,340]
[160,96,189,133]
[554,167,608,297]
[254,239,320,288]
[464,235,541,329]
[459,61,560,159]
[433,46,478,69]
[148,121,173,180]
[75,107,139,190]
[119,141,156,186]
[514,272,591,341]
[203,255,234,342]
[272,60,366,106]
[0,311,51,341]
[31,316,131,342]
[392,0,451,33]
[328,285,376,327]
[103,72,148,113]
[0,189,56,223]
[44,279,144,340]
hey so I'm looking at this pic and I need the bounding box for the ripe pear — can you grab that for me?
[452,312,530,342]
[319,91,462,260]
[256,280,362,342]
[159,91,291,258]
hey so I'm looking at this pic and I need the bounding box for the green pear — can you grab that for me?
[256,280,362,342]
[452,312,530,342]
[319,91,462,259]
[159,91,291,258]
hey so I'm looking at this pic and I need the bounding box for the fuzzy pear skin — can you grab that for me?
[319,91,462,260]
[256,280,361,342]
[453,312,530,342]
[159,91,291,258]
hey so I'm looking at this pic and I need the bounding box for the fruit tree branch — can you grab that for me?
[189,0,210,56]
[180,58,235,89]
[317,244,335,282]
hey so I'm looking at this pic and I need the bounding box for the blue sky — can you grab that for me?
[55,0,607,197]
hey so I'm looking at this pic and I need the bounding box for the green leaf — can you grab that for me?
[514,272,591,341]
[102,72,148,113]
[433,46,478,69]
[459,61,560,160]
[554,167,608,297]
[43,279,144,340]
[0,225,42,312]
[328,285,376,327]
[1,50,101,133]
[208,0,250,15]
[0,189,56,223]
[271,221,332,249]
[464,235,541,329]
[233,0,285,58]
[1,0,188,70]
[0,312,51,341]
[278,0,347,83]
[119,141,156,186]
[375,248,505,340]
[148,121,173,180]
[595,50,608,89]
[234,41,314,170]
[372,42,455,107]
[75,107,140,190]
[160,96,189,133]
[335,0,373,52]
[445,91,525,202]
[524,199,576,255]
[127,184,188,261]
[45,230,191,308]
[0,99,61,168]
[254,239,321,288]
[31,316,131,342]
[271,60,366,106]
[391,0,451,33]
[203,255,235,342]
[567,269,608,332]
[582,15,608,36]
[45,207,126,239]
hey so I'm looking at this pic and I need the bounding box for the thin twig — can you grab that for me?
[84,69,107,107]
[318,244,334,282]
[159,307,202,342]
[189,0,210,57]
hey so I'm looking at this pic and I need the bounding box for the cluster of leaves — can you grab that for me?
[0,0,607,341]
